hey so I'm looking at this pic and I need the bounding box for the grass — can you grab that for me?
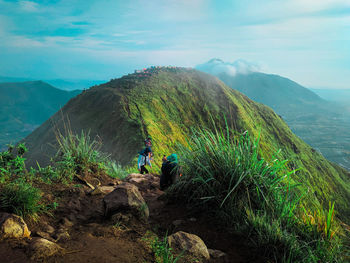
[54,126,128,181]
[167,125,344,262]
[150,234,182,263]
[0,179,42,217]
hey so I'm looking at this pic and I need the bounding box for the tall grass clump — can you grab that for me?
[54,127,127,180]
[0,179,42,217]
[167,125,343,262]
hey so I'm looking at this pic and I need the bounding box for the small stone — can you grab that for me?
[55,230,70,242]
[0,213,31,240]
[60,218,73,228]
[188,217,197,222]
[27,237,62,260]
[208,249,227,258]
[172,219,185,227]
[42,224,55,234]
[168,231,210,260]
[111,213,132,224]
[36,231,55,242]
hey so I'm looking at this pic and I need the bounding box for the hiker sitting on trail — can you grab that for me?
[138,147,152,174]
[160,153,182,190]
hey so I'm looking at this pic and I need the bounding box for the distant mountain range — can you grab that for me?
[0,81,80,149]
[0,76,105,91]
[196,59,350,170]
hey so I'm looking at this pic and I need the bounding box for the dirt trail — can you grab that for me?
[0,174,265,263]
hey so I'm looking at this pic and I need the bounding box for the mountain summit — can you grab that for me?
[23,67,350,222]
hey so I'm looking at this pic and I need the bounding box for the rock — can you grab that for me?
[126,174,149,184]
[103,182,149,220]
[60,217,73,228]
[172,219,185,227]
[42,224,55,234]
[0,213,31,240]
[55,229,70,242]
[188,217,197,222]
[208,249,227,258]
[27,237,62,260]
[36,231,55,242]
[168,231,210,260]
[111,212,132,224]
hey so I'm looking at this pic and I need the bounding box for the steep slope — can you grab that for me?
[0,81,80,149]
[24,68,350,222]
[196,60,350,170]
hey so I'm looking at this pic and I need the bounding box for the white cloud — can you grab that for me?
[20,1,40,12]
[196,59,262,76]
[285,0,350,13]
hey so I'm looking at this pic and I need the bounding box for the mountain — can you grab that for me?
[311,88,350,104]
[0,76,105,91]
[196,59,350,170]
[0,81,80,149]
[23,68,350,222]
[45,79,106,91]
[0,76,34,83]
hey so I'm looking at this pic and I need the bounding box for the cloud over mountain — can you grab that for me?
[196,59,262,76]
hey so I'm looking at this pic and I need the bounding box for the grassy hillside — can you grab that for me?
[199,69,350,170]
[0,81,80,149]
[24,68,350,223]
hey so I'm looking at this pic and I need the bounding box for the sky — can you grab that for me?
[0,0,350,89]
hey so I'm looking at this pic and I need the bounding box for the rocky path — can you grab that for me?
[0,173,266,262]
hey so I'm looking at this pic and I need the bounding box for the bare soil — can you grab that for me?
[0,174,266,263]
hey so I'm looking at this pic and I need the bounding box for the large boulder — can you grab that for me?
[103,182,149,220]
[0,213,31,240]
[27,237,62,260]
[168,231,210,261]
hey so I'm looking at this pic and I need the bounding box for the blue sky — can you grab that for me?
[0,0,350,88]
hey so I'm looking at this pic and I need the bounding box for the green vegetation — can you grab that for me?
[168,126,344,262]
[206,70,350,171]
[146,233,182,263]
[54,128,127,181]
[0,179,42,217]
[0,143,27,181]
[0,130,128,218]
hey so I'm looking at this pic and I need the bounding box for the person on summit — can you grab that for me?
[160,153,182,190]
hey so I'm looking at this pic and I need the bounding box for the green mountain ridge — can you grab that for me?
[23,68,350,223]
[196,63,350,170]
[0,81,80,149]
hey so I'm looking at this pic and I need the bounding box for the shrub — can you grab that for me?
[0,143,27,180]
[0,180,42,217]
